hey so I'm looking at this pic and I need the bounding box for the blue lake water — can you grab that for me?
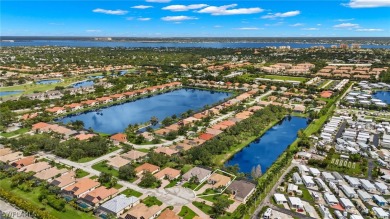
[72,80,94,88]
[89,75,104,79]
[2,40,390,49]
[58,88,231,134]
[373,91,390,104]
[36,79,61,84]
[0,91,23,96]
[225,116,309,174]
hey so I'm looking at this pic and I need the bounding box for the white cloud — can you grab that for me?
[262,10,300,19]
[235,27,262,30]
[265,22,284,26]
[161,16,198,21]
[138,17,151,21]
[86,30,101,33]
[131,5,153,9]
[336,18,355,22]
[197,4,263,15]
[290,23,304,27]
[343,0,390,8]
[333,23,360,28]
[356,28,384,31]
[162,4,208,11]
[126,17,134,20]
[92,8,128,15]
[146,0,171,3]
[302,28,319,30]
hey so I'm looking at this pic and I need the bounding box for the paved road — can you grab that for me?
[249,90,273,105]
[269,206,316,219]
[251,162,298,219]
[320,80,333,89]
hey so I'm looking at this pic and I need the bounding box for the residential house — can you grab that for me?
[341,185,357,198]
[324,193,339,205]
[45,107,66,115]
[345,176,361,188]
[373,195,387,207]
[19,162,51,173]
[110,133,127,145]
[51,171,76,189]
[11,156,36,169]
[74,133,96,141]
[340,198,354,211]
[157,209,179,219]
[288,197,304,210]
[373,207,388,219]
[96,97,113,104]
[227,180,256,203]
[207,173,231,189]
[273,193,287,205]
[63,178,100,198]
[182,167,212,183]
[360,179,376,193]
[309,167,321,177]
[302,175,315,187]
[153,147,179,156]
[293,172,303,185]
[375,182,388,194]
[135,163,160,176]
[0,151,23,163]
[98,194,139,217]
[81,186,118,207]
[153,167,181,181]
[121,150,147,162]
[34,167,68,181]
[123,203,163,219]
[322,172,335,183]
[106,155,131,170]
[357,190,371,202]
[0,148,12,156]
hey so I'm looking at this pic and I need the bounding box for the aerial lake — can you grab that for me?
[225,116,309,174]
[72,80,94,88]
[2,40,390,49]
[58,88,231,134]
[0,91,23,96]
[373,91,390,104]
[36,79,61,84]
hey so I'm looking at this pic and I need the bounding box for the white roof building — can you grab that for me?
[357,189,372,202]
[293,172,303,185]
[273,193,287,204]
[360,179,376,192]
[345,176,361,188]
[322,172,335,182]
[309,167,321,176]
[302,175,315,187]
[340,198,354,210]
[287,183,299,193]
[350,215,364,219]
[375,182,388,194]
[341,184,357,198]
[298,165,309,174]
[372,207,388,219]
[324,193,339,205]
[288,197,303,209]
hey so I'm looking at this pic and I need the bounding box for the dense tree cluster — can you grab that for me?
[0,134,112,161]
[186,105,289,166]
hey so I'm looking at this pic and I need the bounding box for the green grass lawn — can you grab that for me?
[298,186,315,204]
[0,128,30,138]
[121,188,143,198]
[181,164,193,174]
[199,189,234,204]
[136,148,150,153]
[0,178,95,219]
[142,196,163,207]
[193,201,213,215]
[77,157,96,163]
[91,161,119,177]
[164,179,180,188]
[263,75,307,82]
[75,169,89,178]
[182,182,198,190]
[178,206,198,219]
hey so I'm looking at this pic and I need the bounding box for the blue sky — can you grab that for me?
[1,0,389,37]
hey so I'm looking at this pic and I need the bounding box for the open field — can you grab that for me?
[263,75,308,82]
